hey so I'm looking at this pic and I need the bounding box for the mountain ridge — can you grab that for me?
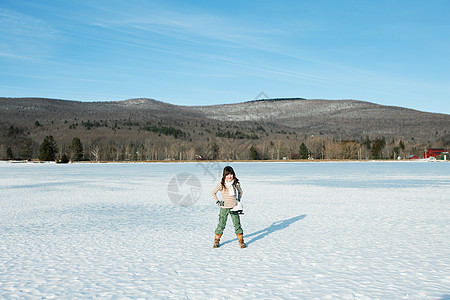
[1,96,449,136]
[1,96,449,160]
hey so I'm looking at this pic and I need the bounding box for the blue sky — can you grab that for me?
[1,0,449,114]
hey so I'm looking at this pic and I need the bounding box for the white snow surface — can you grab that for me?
[1,161,449,299]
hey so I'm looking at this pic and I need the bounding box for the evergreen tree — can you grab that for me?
[370,138,386,159]
[38,135,58,161]
[393,146,400,159]
[59,153,69,163]
[363,136,371,149]
[6,147,14,159]
[69,137,84,161]
[299,142,309,159]
[371,143,382,159]
[249,146,258,160]
[20,139,33,160]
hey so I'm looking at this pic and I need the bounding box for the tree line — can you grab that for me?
[1,134,424,162]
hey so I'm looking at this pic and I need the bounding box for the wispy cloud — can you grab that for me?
[0,83,132,100]
[92,6,285,53]
[0,7,57,37]
[1,1,448,113]
[85,6,329,82]
[0,51,31,60]
[0,70,114,83]
[0,7,59,59]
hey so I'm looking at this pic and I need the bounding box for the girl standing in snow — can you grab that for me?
[211,166,246,248]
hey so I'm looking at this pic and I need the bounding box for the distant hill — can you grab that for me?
[188,98,449,140]
[1,97,449,160]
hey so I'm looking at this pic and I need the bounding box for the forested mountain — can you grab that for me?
[1,97,449,161]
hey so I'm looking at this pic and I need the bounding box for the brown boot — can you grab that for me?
[237,234,246,248]
[213,234,222,248]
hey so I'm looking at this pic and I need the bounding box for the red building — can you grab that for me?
[425,148,448,159]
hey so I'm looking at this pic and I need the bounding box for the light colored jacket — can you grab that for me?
[211,182,243,209]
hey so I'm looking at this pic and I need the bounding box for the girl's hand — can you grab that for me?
[216,200,224,206]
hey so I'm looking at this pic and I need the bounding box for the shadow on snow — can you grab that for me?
[221,214,307,247]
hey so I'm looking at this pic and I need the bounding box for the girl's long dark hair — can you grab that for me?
[221,166,239,189]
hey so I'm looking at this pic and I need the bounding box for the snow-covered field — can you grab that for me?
[1,161,449,299]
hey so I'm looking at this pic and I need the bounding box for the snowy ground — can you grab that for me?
[0,161,449,299]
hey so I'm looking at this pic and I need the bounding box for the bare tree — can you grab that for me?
[91,145,101,162]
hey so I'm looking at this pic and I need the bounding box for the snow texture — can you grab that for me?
[1,161,449,299]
